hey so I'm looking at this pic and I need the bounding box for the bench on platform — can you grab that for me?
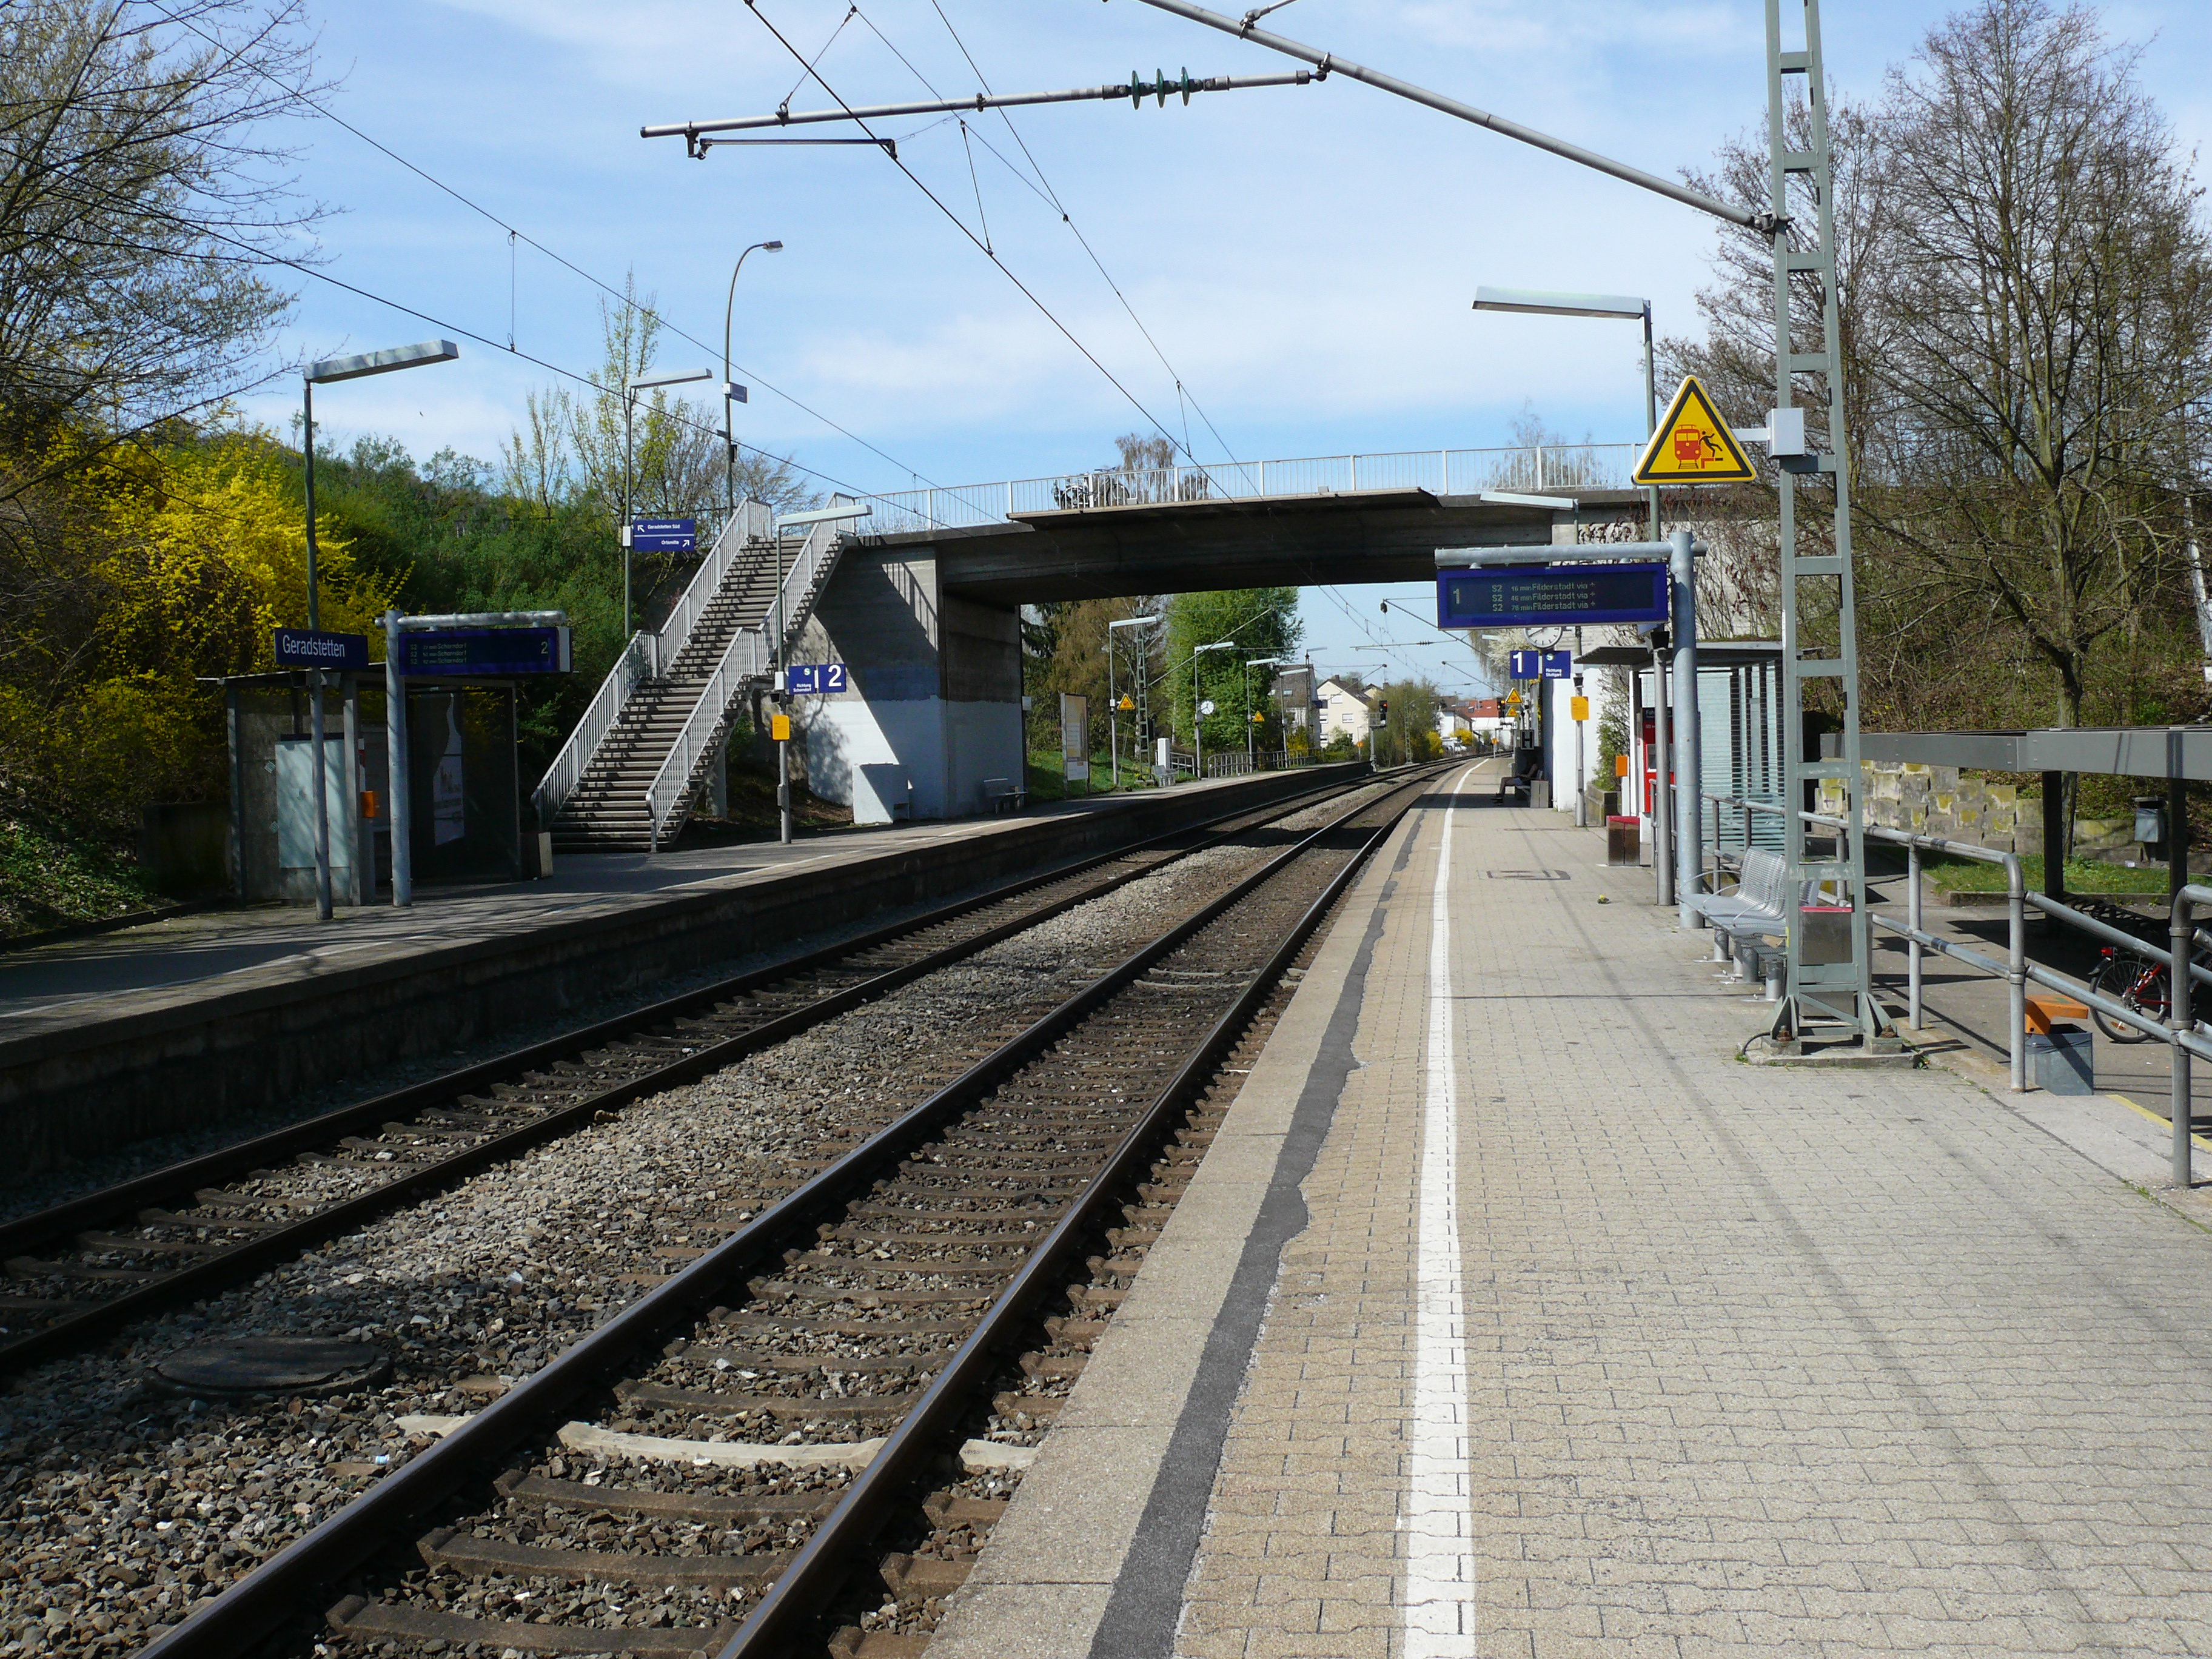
[980,777,1027,815]
[1689,847,1810,943]
[2023,993,2088,1034]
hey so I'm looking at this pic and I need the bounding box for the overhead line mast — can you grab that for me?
[642,69,1316,157]
[1124,0,1887,1052]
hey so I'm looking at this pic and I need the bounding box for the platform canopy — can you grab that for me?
[1861,728,2212,781]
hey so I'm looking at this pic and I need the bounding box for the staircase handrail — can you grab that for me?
[644,617,773,849]
[654,501,773,677]
[642,523,850,848]
[531,631,652,827]
[768,518,843,658]
[529,503,774,827]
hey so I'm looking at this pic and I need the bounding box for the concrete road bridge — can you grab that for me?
[539,442,1646,845]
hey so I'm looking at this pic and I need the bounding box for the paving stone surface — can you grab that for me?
[1175,785,2212,1658]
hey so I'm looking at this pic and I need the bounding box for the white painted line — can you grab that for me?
[1405,766,1476,1654]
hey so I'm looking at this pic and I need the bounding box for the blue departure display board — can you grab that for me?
[1438,563,1669,628]
[399,627,572,676]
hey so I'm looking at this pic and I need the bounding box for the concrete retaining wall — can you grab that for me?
[0,765,1366,1182]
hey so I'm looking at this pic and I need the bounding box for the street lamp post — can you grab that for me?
[623,365,712,639]
[1472,286,1660,540]
[722,240,783,519]
[1473,286,1665,829]
[302,339,458,920]
[1108,615,1159,789]
[1193,640,1233,780]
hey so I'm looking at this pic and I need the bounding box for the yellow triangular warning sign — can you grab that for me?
[1632,375,1757,485]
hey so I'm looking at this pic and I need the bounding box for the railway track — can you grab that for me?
[0,773,1375,1383]
[133,763,1447,1659]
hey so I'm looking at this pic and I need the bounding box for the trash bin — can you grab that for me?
[1606,814,1640,866]
[2029,1025,2094,1095]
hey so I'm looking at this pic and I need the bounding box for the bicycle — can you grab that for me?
[2088,945,2171,1042]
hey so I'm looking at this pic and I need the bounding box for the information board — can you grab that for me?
[1438,563,1668,628]
[786,663,848,694]
[629,518,697,553]
[400,626,572,676]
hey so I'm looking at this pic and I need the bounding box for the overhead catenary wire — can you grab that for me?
[659,3,1298,467]
[912,0,1250,470]
[691,0,1254,466]
[135,0,947,490]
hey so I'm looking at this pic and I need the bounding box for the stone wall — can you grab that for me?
[1822,761,2142,862]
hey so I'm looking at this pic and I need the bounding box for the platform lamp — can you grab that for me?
[1243,657,1282,765]
[1193,640,1235,782]
[1471,287,1659,540]
[622,365,712,638]
[303,338,459,920]
[722,240,783,517]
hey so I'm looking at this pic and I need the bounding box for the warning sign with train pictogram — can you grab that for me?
[1632,375,1757,484]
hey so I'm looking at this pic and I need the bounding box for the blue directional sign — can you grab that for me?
[1439,563,1669,629]
[399,627,572,677]
[272,628,369,671]
[629,518,697,553]
[787,663,848,695]
[1540,650,1572,679]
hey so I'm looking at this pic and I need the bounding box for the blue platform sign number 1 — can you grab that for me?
[1508,648,1574,681]
[787,663,847,695]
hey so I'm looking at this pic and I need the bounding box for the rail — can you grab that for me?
[530,504,774,827]
[845,441,1640,537]
[530,632,650,828]
[133,768,1423,1659]
[644,518,845,846]
[1704,792,2209,1185]
[657,500,774,677]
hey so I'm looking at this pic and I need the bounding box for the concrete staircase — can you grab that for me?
[547,549,783,853]
[538,505,850,854]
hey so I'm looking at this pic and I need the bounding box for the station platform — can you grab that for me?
[0,765,1361,1181]
[933,762,2212,1658]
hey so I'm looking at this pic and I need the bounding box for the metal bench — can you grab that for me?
[980,777,1027,814]
[1690,846,1811,942]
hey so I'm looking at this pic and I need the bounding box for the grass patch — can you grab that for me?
[0,796,162,939]
[1024,752,1161,802]
[1914,851,2176,896]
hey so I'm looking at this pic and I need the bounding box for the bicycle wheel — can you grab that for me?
[2089,959,2157,1042]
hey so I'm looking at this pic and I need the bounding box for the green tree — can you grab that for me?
[1165,588,1301,756]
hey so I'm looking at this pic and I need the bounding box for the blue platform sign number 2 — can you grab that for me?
[787,663,847,695]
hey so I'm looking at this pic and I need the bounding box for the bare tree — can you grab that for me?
[499,272,814,526]
[1866,0,2212,728]
[0,0,324,457]
[1668,0,2212,736]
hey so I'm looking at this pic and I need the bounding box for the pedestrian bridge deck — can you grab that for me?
[932,760,2212,1658]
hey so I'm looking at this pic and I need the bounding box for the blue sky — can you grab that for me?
[242,0,2212,692]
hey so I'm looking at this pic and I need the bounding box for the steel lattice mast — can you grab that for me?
[1116,0,1886,1047]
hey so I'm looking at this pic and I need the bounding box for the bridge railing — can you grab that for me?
[846,442,1640,537]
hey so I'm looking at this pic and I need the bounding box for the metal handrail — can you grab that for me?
[530,504,775,827]
[655,502,773,679]
[1704,792,2210,1183]
[842,441,1640,538]
[530,632,651,828]
[643,519,846,848]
